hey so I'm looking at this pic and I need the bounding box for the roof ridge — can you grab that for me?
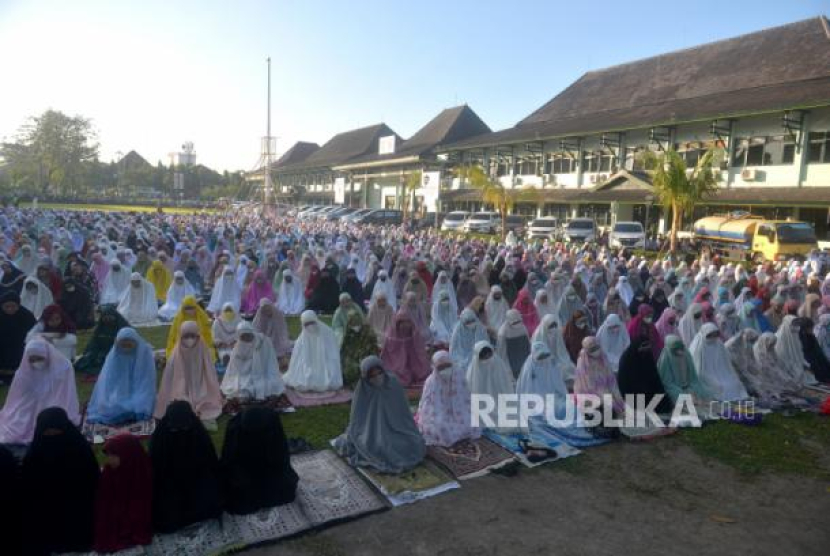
[820,15,830,39]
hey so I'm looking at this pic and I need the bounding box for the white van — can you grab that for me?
[564,218,597,243]
[441,211,470,231]
[610,221,646,249]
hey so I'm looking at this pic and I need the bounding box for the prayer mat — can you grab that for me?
[427,437,515,480]
[147,518,232,556]
[357,460,460,507]
[806,383,830,395]
[294,449,389,525]
[81,416,156,444]
[222,394,295,416]
[533,420,613,448]
[221,502,310,551]
[483,424,581,468]
[285,387,352,407]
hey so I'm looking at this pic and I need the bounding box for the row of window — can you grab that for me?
[471,131,830,176]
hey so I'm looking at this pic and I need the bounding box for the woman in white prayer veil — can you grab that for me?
[276,269,305,315]
[158,271,196,320]
[20,276,53,320]
[429,289,458,346]
[466,341,516,432]
[221,321,285,401]
[367,292,395,347]
[534,288,557,321]
[516,341,569,422]
[212,302,241,366]
[117,273,159,326]
[752,332,802,396]
[688,322,749,402]
[716,303,741,341]
[347,254,367,283]
[774,315,813,387]
[615,276,634,306]
[724,329,761,394]
[531,313,576,383]
[284,310,343,392]
[431,271,458,315]
[678,302,704,347]
[449,308,489,372]
[100,259,131,305]
[371,270,398,311]
[484,285,509,332]
[595,313,630,373]
[207,267,242,314]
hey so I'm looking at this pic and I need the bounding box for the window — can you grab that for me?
[518,157,540,175]
[581,152,599,173]
[807,132,830,163]
[548,153,573,174]
[732,135,796,166]
[624,146,649,171]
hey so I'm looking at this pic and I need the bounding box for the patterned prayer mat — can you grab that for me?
[221,501,311,551]
[294,449,389,525]
[222,394,295,416]
[81,417,156,444]
[147,518,231,556]
[483,424,581,468]
[427,437,515,480]
[285,387,353,407]
[358,460,460,507]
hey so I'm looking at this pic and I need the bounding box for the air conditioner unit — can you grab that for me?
[741,168,757,181]
[590,174,599,184]
[599,174,608,182]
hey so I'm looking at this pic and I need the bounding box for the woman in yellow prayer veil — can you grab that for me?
[146,259,173,303]
[166,295,216,360]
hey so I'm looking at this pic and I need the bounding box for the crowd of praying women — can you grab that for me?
[1,205,830,553]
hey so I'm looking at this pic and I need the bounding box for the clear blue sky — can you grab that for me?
[0,0,826,171]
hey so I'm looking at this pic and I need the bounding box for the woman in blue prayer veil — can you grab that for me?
[86,327,157,424]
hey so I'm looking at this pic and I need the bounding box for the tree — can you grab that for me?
[455,164,540,240]
[639,147,723,253]
[402,170,422,222]
[0,110,99,196]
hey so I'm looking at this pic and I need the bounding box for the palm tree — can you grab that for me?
[639,147,723,253]
[456,164,540,240]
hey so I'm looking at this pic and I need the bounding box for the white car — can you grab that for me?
[563,218,597,243]
[441,211,470,231]
[610,221,646,249]
[463,211,500,234]
[526,217,560,240]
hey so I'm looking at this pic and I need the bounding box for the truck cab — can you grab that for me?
[694,213,817,262]
[752,221,817,262]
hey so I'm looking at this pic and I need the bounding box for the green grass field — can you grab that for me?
[1,313,828,477]
[19,202,217,215]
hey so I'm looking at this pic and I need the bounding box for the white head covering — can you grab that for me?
[429,289,458,345]
[449,308,489,371]
[416,350,479,447]
[753,331,801,395]
[221,321,285,400]
[688,322,749,401]
[207,267,242,313]
[595,314,630,373]
[432,271,458,314]
[283,310,343,392]
[516,341,568,412]
[100,259,131,305]
[531,313,576,381]
[678,302,703,346]
[20,276,53,320]
[533,288,557,321]
[466,341,515,431]
[484,285,509,332]
[158,270,196,320]
[276,269,305,315]
[616,276,634,306]
[116,272,159,325]
[774,315,810,387]
[371,270,397,311]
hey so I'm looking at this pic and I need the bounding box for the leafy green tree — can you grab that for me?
[402,170,422,222]
[639,148,722,253]
[0,110,99,196]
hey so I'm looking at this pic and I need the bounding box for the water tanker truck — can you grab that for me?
[693,213,817,262]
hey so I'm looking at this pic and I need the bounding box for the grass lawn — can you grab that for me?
[19,202,217,215]
[1,312,829,478]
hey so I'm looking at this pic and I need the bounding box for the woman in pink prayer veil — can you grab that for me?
[0,337,80,444]
[240,269,276,316]
[380,312,431,387]
[154,320,222,426]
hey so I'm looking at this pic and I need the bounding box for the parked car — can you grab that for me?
[498,214,528,235]
[526,217,560,240]
[353,209,403,225]
[414,212,437,230]
[325,206,357,220]
[463,211,500,234]
[563,218,597,243]
[342,208,373,222]
[297,206,324,219]
[440,211,470,231]
[610,221,646,249]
